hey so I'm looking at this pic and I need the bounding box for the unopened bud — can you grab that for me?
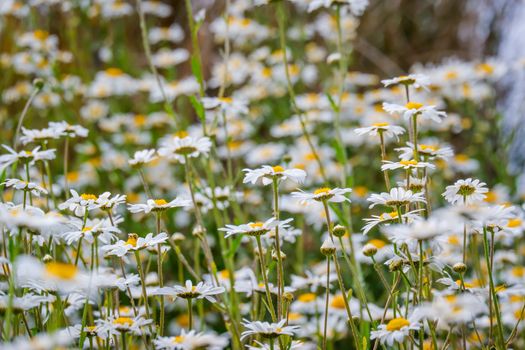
[192,225,205,237]
[320,238,336,256]
[33,78,44,90]
[453,262,467,274]
[42,254,53,263]
[362,243,377,257]
[389,258,403,272]
[171,232,185,243]
[272,250,286,261]
[332,225,347,237]
[283,292,294,302]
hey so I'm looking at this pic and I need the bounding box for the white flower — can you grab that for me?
[367,187,426,208]
[381,74,430,90]
[152,280,225,302]
[154,330,228,350]
[442,178,488,206]
[61,219,119,245]
[2,178,48,196]
[243,165,307,186]
[95,192,127,211]
[97,316,152,336]
[220,218,292,238]
[241,319,300,340]
[370,316,421,346]
[383,102,447,123]
[48,121,88,138]
[128,198,191,214]
[158,134,212,163]
[395,142,454,161]
[0,145,56,171]
[381,159,435,172]
[354,123,405,140]
[291,187,352,204]
[102,232,169,257]
[362,210,422,234]
[382,217,453,244]
[19,126,63,144]
[129,149,157,167]
[58,190,100,217]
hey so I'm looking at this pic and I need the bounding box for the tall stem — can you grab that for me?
[272,178,284,320]
[255,236,277,322]
[322,256,331,350]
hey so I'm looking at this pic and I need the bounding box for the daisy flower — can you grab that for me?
[154,330,228,350]
[19,126,63,145]
[152,280,225,302]
[0,145,56,171]
[354,123,405,140]
[362,209,422,234]
[158,133,212,163]
[382,217,453,244]
[102,232,169,257]
[95,192,127,212]
[381,74,430,90]
[97,315,152,336]
[383,102,447,123]
[220,218,293,238]
[48,121,88,138]
[243,165,306,186]
[395,142,454,161]
[291,187,352,204]
[58,190,100,217]
[367,187,426,208]
[381,159,435,172]
[370,316,421,346]
[240,319,300,340]
[442,178,488,206]
[129,149,157,167]
[128,198,191,214]
[2,179,48,196]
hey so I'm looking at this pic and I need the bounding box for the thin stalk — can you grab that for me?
[322,256,331,350]
[255,235,277,322]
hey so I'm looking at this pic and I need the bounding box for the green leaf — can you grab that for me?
[188,95,205,122]
[190,55,203,86]
[226,235,243,259]
[326,93,340,113]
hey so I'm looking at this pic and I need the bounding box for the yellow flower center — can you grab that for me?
[272,165,284,173]
[512,267,525,277]
[379,211,398,221]
[126,234,138,247]
[399,160,418,166]
[298,293,316,303]
[173,335,185,343]
[447,235,460,245]
[45,262,78,280]
[219,270,230,279]
[507,218,522,228]
[373,122,389,127]
[154,199,168,206]
[105,67,124,76]
[82,226,92,232]
[80,193,97,201]
[314,187,331,195]
[219,97,233,103]
[34,29,49,40]
[368,239,386,249]
[386,317,410,331]
[175,130,189,138]
[330,295,346,309]
[134,114,147,126]
[477,63,494,74]
[113,317,133,326]
[249,222,264,229]
[419,144,437,152]
[405,102,423,110]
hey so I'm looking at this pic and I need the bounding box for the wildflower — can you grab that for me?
[241,319,300,340]
[0,145,56,170]
[95,192,127,212]
[243,165,306,186]
[220,218,292,238]
[128,198,191,214]
[383,102,447,123]
[2,179,47,196]
[102,232,169,257]
[381,159,435,172]
[362,209,422,234]
[367,187,426,208]
[58,190,100,216]
[98,316,152,336]
[129,149,157,167]
[291,187,352,204]
[158,133,212,163]
[442,178,488,205]
[381,74,430,89]
[152,280,225,303]
[154,330,228,350]
[354,123,405,140]
[370,316,421,346]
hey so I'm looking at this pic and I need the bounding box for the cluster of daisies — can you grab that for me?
[1,0,524,349]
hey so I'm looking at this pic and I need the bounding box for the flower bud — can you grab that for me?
[362,243,378,257]
[171,232,185,243]
[389,258,403,272]
[33,78,44,90]
[453,262,467,274]
[332,225,347,237]
[43,254,53,263]
[272,250,286,261]
[283,292,294,302]
[192,225,205,237]
[320,238,336,256]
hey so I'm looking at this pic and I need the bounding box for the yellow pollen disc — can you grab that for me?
[298,293,316,303]
[455,280,475,288]
[272,165,284,173]
[154,199,168,206]
[399,160,418,166]
[507,218,522,228]
[445,71,458,80]
[219,270,230,279]
[119,306,131,314]
[173,335,185,343]
[386,318,410,331]
[419,144,437,152]
[447,235,460,245]
[305,153,316,161]
[368,239,386,249]
[175,130,189,138]
[276,327,283,333]
[484,191,497,203]
[512,267,525,277]
[514,310,525,320]
[444,294,456,303]
[219,97,233,103]
[249,222,264,229]
[353,186,368,197]
[330,295,346,309]
[288,312,302,321]
[86,326,97,332]
[314,187,331,195]
[113,317,133,326]
[105,67,124,76]
[82,226,92,232]
[373,122,389,127]
[134,114,147,126]
[455,154,469,162]
[126,234,138,247]
[80,193,97,201]
[405,102,423,110]
[34,29,49,40]
[45,262,78,280]
[477,63,494,74]
[379,211,398,220]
